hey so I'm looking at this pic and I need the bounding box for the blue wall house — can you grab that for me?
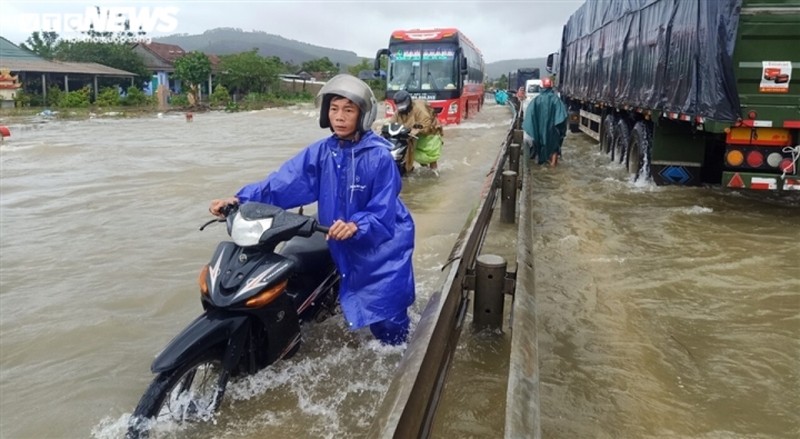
[131,41,219,104]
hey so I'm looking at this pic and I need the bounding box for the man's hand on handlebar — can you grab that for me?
[209,197,239,218]
[327,219,358,241]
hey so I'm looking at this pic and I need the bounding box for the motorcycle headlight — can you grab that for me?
[230,212,273,247]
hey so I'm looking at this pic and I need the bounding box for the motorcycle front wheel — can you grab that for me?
[127,355,229,438]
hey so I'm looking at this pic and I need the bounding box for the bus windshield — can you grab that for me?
[388,43,457,92]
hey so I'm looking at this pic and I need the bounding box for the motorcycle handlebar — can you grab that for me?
[220,203,237,217]
[315,223,330,235]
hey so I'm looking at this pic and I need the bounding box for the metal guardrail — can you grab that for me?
[368,101,521,438]
[504,134,541,439]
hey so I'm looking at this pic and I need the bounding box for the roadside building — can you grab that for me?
[0,36,137,106]
[131,41,220,104]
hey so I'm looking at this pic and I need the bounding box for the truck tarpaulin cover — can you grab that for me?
[560,0,742,122]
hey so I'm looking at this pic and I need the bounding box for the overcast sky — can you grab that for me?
[1,1,583,63]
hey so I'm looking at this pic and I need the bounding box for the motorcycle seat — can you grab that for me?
[278,232,331,273]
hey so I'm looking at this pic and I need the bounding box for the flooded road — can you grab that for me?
[0,102,513,438]
[529,134,799,438]
[2,103,797,439]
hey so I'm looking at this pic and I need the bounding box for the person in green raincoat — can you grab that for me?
[523,77,568,167]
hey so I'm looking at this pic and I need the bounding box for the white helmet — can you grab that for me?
[316,74,378,133]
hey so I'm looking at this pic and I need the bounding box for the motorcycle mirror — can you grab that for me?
[199,217,224,231]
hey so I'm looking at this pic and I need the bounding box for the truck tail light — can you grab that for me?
[726,149,744,167]
[766,152,783,168]
[780,158,795,174]
[746,151,764,168]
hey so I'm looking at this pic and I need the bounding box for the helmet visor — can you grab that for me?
[396,100,411,113]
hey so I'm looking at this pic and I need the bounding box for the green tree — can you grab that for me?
[496,74,509,90]
[300,57,338,77]
[218,50,281,96]
[54,14,150,86]
[20,31,59,59]
[348,58,385,96]
[174,51,212,106]
[56,40,149,82]
[283,60,300,74]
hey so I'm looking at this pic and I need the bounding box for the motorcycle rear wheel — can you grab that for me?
[127,355,229,438]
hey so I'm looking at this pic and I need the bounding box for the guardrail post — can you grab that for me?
[473,254,507,331]
[508,143,520,175]
[513,129,523,145]
[501,170,517,223]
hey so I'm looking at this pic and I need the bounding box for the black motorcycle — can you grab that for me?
[380,122,417,176]
[127,203,339,438]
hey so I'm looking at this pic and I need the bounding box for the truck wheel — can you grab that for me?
[600,115,615,154]
[628,121,653,181]
[612,119,631,164]
[568,109,580,133]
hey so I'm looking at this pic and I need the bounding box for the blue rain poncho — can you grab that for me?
[523,88,568,164]
[494,89,508,105]
[235,131,416,329]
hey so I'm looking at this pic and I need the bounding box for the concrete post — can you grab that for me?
[501,170,517,223]
[473,254,507,331]
[513,129,523,145]
[509,143,520,175]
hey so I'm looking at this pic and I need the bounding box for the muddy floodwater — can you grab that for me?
[527,134,798,439]
[1,103,798,439]
[0,103,511,438]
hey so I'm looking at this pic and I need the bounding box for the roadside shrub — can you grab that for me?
[96,87,121,107]
[224,101,240,112]
[13,89,33,107]
[59,86,91,108]
[210,84,231,107]
[45,86,63,107]
[123,86,151,106]
[169,92,190,107]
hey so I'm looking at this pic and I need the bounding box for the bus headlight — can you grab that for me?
[448,102,458,115]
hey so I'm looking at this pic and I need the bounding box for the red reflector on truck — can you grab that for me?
[746,151,764,168]
[727,173,745,188]
[780,159,796,174]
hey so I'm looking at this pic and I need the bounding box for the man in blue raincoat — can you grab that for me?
[209,74,415,345]
[523,77,568,166]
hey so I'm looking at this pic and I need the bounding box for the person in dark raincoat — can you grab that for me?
[209,74,415,345]
[523,77,568,166]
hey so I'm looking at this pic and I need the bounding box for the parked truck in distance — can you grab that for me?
[550,0,800,191]
[509,68,540,93]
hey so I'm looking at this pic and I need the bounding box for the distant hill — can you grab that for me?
[154,28,364,67]
[485,58,550,80]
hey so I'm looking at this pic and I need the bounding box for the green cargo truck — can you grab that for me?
[549,0,800,191]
